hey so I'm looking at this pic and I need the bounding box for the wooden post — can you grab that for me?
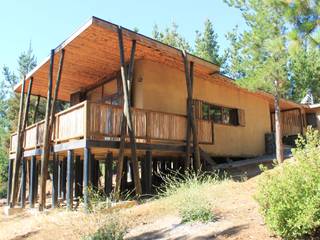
[39,49,65,211]
[83,147,90,211]
[7,159,13,205]
[105,152,113,195]
[142,151,152,195]
[66,150,74,210]
[29,156,36,208]
[115,27,141,197]
[121,157,129,192]
[10,75,26,206]
[34,161,39,203]
[58,160,61,199]
[182,51,201,171]
[74,155,81,199]
[20,158,26,208]
[61,157,67,200]
[39,50,54,210]
[52,154,58,208]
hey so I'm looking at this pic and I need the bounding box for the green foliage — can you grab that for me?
[194,19,223,65]
[289,46,320,102]
[159,171,221,223]
[83,220,126,240]
[152,23,191,51]
[223,0,320,102]
[256,128,320,239]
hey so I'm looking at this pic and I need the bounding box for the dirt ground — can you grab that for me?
[0,162,280,240]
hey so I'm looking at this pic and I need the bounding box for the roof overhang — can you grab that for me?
[14,16,220,101]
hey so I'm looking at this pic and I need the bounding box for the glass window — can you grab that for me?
[202,103,210,120]
[200,101,240,126]
[209,105,222,123]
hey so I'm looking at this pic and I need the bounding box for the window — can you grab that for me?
[209,105,222,123]
[199,100,243,126]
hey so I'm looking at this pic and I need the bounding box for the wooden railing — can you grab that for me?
[271,109,303,136]
[10,101,214,153]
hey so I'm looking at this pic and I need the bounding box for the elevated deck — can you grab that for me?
[10,101,214,159]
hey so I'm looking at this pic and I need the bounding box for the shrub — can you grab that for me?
[159,171,220,223]
[256,127,320,239]
[83,221,126,240]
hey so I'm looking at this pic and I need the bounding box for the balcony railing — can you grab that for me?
[10,101,214,153]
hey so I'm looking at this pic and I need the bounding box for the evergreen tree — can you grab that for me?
[152,22,191,51]
[0,45,38,195]
[194,19,222,65]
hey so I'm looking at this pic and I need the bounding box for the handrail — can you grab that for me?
[10,100,214,153]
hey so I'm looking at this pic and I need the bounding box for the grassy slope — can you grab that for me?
[0,166,280,240]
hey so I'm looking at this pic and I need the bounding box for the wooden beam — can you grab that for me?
[115,27,141,197]
[104,152,113,195]
[83,147,90,211]
[29,156,36,208]
[142,151,152,195]
[182,51,200,171]
[52,154,58,208]
[7,159,13,205]
[66,150,74,210]
[39,49,54,211]
[10,75,26,206]
[61,158,67,200]
[20,158,26,208]
[39,49,65,211]
[74,155,81,199]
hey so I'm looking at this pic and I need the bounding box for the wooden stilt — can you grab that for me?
[79,159,83,198]
[39,49,65,211]
[7,159,13,205]
[115,27,141,197]
[29,156,36,208]
[142,151,152,195]
[10,75,27,206]
[58,160,61,199]
[121,157,128,192]
[83,147,90,211]
[182,51,201,171]
[52,154,58,208]
[34,161,39,203]
[104,152,113,195]
[74,155,81,199]
[61,158,67,200]
[20,158,26,208]
[66,150,74,210]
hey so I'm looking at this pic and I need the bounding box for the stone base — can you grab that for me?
[3,206,23,216]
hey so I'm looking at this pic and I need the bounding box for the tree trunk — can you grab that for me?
[274,83,284,164]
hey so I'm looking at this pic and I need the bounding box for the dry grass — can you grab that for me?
[0,165,279,240]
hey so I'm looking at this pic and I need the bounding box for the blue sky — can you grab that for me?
[0,0,245,73]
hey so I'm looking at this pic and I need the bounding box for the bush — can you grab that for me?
[256,127,320,239]
[83,221,126,240]
[159,171,220,223]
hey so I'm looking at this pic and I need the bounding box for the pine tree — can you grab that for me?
[194,19,222,64]
[151,22,191,51]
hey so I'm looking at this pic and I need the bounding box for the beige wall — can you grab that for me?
[133,60,271,157]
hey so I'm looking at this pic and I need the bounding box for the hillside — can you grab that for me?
[0,163,279,240]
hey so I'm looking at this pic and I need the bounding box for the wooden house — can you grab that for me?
[7,17,313,210]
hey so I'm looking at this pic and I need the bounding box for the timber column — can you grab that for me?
[182,51,201,171]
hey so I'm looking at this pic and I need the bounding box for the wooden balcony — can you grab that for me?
[10,101,214,154]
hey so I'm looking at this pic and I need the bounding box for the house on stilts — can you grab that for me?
[7,16,320,210]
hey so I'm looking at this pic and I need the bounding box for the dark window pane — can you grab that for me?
[202,103,210,120]
[230,109,239,125]
[210,105,222,123]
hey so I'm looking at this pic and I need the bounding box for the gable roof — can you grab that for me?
[14,16,219,101]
